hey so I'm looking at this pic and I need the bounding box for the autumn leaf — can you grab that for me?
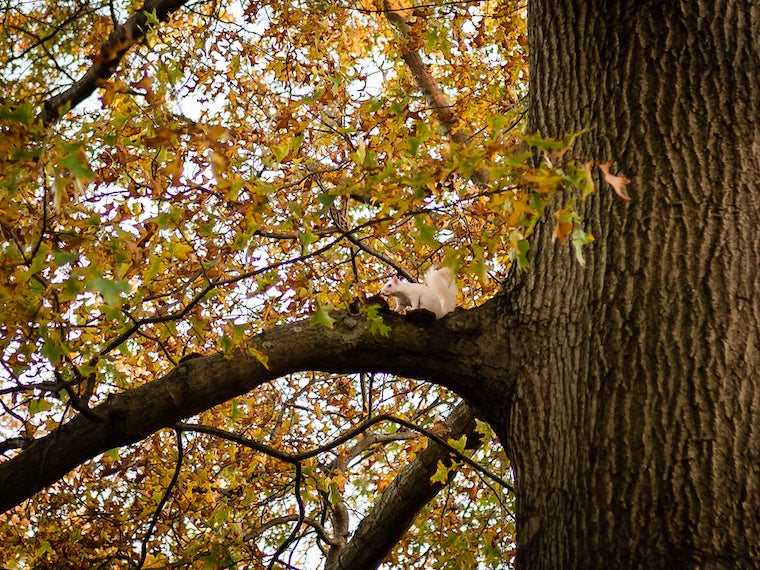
[554,203,575,245]
[430,459,455,485]
[0,101,35,124]
[246,346,270,370]
[365,304,391,337]
[448,434,468,453]
[510,230,531,271]
[571,227,595,266]
[598,161,632,200]
[85,274,130,306]
[58,141,95,182]
[581,160,596,199]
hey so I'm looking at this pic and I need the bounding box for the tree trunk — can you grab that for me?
[498,1,760,567]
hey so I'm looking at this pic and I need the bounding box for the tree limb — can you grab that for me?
[325,401,484,570]
[38,0,190,126]
[0,299,509,513]
[382,0,491,184]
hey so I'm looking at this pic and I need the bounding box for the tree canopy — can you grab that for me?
[0,0,633,567]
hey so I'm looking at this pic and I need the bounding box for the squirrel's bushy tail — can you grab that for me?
[424,266,457,317]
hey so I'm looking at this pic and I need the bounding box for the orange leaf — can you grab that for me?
[554,219,573,244]
[554,203,575,245]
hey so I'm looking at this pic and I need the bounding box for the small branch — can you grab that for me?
[55,370,103,423]
[7,5,90,63]
[267,461,304,570]
[135,427,184,570]
[176,414,511,492]
[244,514,341,547]
[382,0,491,185]
[97,236,343,358]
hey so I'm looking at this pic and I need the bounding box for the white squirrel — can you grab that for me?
[380,266,457,319]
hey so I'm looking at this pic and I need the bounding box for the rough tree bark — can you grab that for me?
[493,1,760,567]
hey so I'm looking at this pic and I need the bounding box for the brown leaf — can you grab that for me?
[598,161,631,200]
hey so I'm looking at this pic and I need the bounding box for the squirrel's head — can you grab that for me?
[380,276,401,295]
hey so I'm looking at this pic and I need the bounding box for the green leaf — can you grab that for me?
[41,334,65,363]
[60,275,85,302]
[430,460,454,485]
[414,215,439,247]
[317,193,337,208]
[448,434,467,453]
[219,334,233,354]
[35,539,53,556]
[520,128,590,157]
[28,398,53,415]
[351,142,367,166]
[86,275,130,306]
[407,136,422,157]
[328,483,342,506]
[310,302,335,329]
[365,97,385,113]
[300,229,318,247]
[27,251,47,275]
[143,8,160,25]
[104,448,121,461]
[509,230,530,271]
[0,102,35,124]
[571,227,595,266]
[364,304,390,337]
[474,418,491,440]
[52,251,79,267]
[229,399,245,420]
[59,141,95,181]
[272,142,290,162]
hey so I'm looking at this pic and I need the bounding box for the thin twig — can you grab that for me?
[176,414,513,493]
[136,428,184,570]
[267,461,304,570]
[245,514,340,547]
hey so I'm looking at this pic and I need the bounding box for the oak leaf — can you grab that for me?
[598,161,631,200]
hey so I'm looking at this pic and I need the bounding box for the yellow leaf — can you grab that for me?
[581,160,596,198]
[554,204,575,245]
[430,460,452,485]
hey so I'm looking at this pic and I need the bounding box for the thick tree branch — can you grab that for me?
[0,299,511,513]
[38,0,189,126]
[325,401,486,570]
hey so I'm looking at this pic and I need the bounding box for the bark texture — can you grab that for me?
[501,1,760,567]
